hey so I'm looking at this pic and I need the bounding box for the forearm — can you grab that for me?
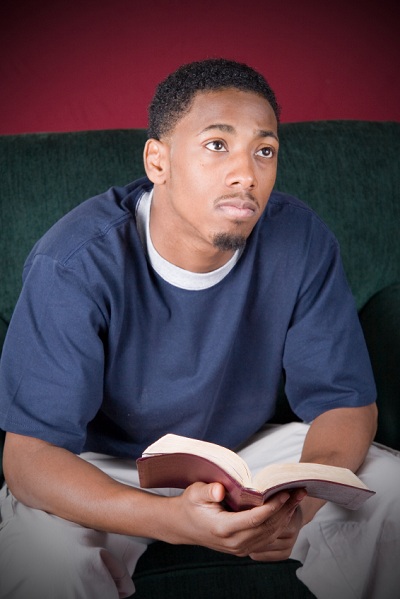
[3,432,170,538]
[4,432,308,559]
[299,404,377,523]
[300,404,377,468]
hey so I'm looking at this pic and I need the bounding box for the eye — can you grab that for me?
[256,147,275,158]
[205,140,227,152]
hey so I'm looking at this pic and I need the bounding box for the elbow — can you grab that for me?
[369,402,379,442]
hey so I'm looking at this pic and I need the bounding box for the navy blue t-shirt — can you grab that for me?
[0,178,376,458]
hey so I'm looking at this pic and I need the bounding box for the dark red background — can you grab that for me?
[1,0,399,134]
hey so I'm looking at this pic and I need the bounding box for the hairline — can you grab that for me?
[154,87,278,142]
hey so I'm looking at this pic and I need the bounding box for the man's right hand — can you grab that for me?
[159,481,306,560]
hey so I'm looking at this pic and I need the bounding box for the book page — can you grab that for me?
[252,462,369,492]
[142,434,252,486]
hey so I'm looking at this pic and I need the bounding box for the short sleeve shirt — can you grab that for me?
[0,178,376,458]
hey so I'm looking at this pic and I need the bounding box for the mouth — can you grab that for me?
[215,194,259,220]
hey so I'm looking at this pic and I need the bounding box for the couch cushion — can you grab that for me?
[132,543,316,598]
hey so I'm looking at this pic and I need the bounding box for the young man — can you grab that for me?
[0,58,399,599]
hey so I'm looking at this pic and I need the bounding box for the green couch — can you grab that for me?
[0,121,399,598]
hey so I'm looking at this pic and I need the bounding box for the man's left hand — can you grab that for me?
[249,502,304,561]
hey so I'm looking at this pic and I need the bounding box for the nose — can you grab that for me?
[225,152,256,190]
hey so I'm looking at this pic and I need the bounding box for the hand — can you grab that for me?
[161,482,306,560]
[248,501,304,561]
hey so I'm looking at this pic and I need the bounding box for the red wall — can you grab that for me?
[1,0,399,135]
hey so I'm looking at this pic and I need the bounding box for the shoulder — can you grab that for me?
[26,177,153,267]
[266,191,330,227]
[259,190,338,249]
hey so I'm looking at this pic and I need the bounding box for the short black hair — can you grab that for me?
[147,58,280,140]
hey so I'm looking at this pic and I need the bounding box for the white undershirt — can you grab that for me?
[135,190,243,290]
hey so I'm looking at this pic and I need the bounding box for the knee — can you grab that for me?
[360,450,400,534]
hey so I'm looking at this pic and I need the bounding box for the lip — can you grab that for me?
[215,198,258,219]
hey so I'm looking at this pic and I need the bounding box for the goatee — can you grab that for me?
[212,232,247,252]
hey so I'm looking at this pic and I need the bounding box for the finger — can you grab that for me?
[278,489,307,523]
[188,481,226,505]
[241,491,291,529]
[285,488,307,509]
[198,490,290,541]
[209,482,226,503]
[249,546,294,562]
[244,501,303,554]
[248,523,301,561]
[251,490,304,531]
[226,492,293,542]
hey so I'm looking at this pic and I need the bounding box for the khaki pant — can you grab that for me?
[1,423,399,599]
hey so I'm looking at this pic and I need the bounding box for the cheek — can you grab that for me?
[170,167,207,219]
[259,166,277,192]
[179,162,212,200]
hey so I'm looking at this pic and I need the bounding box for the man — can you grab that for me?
[0,58,399,599]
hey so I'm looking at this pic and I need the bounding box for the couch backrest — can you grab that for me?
[1,121,399,338]
[0,129,148,344]
[275,121,400,310]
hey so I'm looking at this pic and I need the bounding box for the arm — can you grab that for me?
[299,403,378,523]
[269,227,379,550]
[247,403,377,561]
[3,432,305,557]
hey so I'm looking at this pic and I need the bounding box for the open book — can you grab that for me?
[137,434,375,511]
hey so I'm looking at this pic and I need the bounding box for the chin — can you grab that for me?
[212,232,247,252]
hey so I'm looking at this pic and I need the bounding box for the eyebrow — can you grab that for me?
[198,123,279,142]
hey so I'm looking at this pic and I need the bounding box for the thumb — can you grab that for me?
[202,482,226,503]
[188,481,226,505]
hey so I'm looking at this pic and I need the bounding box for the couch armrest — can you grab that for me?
[359,283,400,450]
[0,428,4,486]
[0,318,8,485]
[0,317,8,356]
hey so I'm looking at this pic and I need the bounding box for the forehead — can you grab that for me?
[175,88,278,136]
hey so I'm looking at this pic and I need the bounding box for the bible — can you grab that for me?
[136,433,375,511]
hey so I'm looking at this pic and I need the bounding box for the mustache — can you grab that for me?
[214,191,259,207]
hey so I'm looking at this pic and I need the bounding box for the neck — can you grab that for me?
[149,191,235,273]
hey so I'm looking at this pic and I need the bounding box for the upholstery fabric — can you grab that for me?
[132,544,316,598]
[1,122,399,327]
[0,129,147,324]
[359,283,400,447]
[0,121,399,596]
[276,121,400,311]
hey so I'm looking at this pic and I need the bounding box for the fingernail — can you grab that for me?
[295,489,307,501]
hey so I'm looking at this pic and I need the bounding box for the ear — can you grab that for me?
[143,139,169,184]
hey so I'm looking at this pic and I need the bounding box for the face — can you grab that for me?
[145,88,279,270]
